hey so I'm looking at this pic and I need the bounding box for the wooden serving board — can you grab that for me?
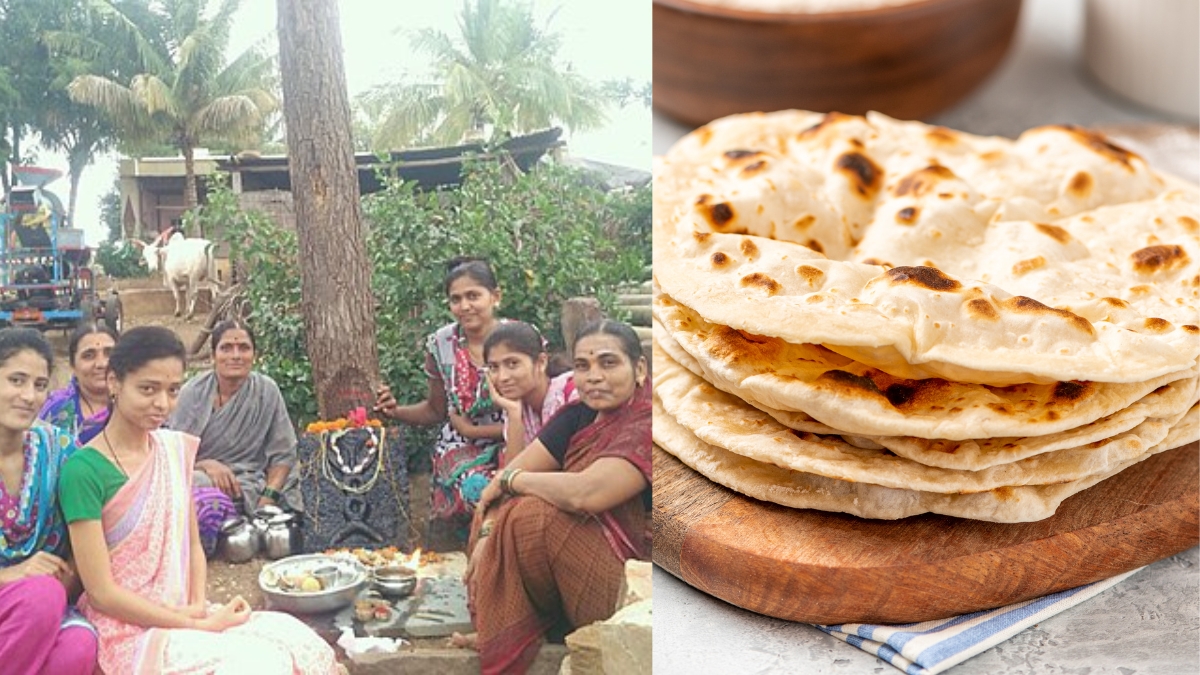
[654,441,1199,625]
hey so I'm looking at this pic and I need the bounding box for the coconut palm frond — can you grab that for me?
[84,0,170,77]
[41,30,104,61]
[192,94,264,138]
[372,86,445,150]
[130,74,177,116]
[363,0,608,145]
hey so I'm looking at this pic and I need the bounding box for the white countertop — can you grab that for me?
[651,0,1200,672]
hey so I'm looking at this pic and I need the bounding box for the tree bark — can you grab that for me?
[182,143,199,229]
[276,0,380,420]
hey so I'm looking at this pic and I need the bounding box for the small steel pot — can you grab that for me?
[261,511,304,560]
[217,516,259,563]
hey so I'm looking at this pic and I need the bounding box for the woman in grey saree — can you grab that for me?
[167,321,301,514]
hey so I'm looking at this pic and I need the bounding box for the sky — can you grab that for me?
[34,0,652,246]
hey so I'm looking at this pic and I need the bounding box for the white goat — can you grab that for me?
[138,230,218,319]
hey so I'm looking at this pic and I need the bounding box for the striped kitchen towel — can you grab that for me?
[815,568,1143,675]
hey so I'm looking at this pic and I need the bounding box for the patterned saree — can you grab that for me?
[79,430,339,674]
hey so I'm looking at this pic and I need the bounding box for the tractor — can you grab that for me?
[0,167,121,333]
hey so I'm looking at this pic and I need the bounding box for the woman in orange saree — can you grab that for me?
[60,327,342,674]
[465,320,651,675]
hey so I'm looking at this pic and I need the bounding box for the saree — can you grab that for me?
[518,372,577,447]
[469,385,652,675]
[168,371,302,513]
[426,322,506,542]
[0,422,75,563]
[0,422,95,651]
[79,430,339,675]
[39,379,108,445]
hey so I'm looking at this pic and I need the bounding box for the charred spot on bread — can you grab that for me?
[723,149,762,161]
[1054,125,1139,171]
[886,266,962,292]
[740,272,781,295]
[1012,256,1046,275]
[1000,296,1095,336]
[1035,223,1071,244]
[965,298,1000,321]
[896,206,919,224]
[795,265,824,287]
[1131,245,1189,274]
[1051,381,1090,402]
[741,160,768,177]
[1143,317,1172,332]
[1067,171,1093,198]
[893,165,956,198]
[835,152,883,199]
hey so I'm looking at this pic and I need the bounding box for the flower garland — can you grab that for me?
[305,406,383,434]
[306,407,386,495]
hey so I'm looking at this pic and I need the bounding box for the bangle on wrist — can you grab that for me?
[500,468,524,496]
[261,486,282,502]
[479,519,495,538]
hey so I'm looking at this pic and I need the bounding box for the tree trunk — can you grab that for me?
[276,0,380,420]
[182,144,199,235]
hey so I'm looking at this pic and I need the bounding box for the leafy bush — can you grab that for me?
[222,159,650,447]
[94,240,146,278]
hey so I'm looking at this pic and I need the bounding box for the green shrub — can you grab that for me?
[94,240,146,278]
[222,159,650,461]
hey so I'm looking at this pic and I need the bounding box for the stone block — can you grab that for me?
[565,599,652,675]
[616,560,652,611]
[297,427,410,553]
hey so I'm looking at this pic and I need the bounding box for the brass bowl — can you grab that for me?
[654,0,1023,125]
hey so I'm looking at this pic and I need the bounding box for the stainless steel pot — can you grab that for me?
[261,511,303,560]
[217,516,259,563]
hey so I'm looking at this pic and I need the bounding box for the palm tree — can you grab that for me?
[357,0,608,150]
[64,0,276,211]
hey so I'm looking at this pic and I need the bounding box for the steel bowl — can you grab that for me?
[259,554,367,614]
[371,566,418,598]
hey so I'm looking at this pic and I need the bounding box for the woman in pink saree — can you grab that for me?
[60,326,342,674]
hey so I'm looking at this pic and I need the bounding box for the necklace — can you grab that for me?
[101,427,130,478]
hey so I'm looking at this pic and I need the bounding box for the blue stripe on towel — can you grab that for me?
[815,569,1141,675]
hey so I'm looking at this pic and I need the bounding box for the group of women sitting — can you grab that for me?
[1,324,342,673]
[0,255,648,675]
[375,257,651,674]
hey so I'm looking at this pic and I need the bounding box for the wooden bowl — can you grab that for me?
[654,0,1023,126]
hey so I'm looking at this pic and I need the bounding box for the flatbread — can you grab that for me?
[655,292,1195,440]
[653,111,1200,385]
[655,315,1198,467]
[653,342,1189,493]
[653,397,1199,523]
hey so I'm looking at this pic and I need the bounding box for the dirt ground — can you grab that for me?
[48,275,210,388]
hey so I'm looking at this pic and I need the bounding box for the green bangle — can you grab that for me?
[261,486,283,502]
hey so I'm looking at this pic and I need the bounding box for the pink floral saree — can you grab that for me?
[79,430,339,674]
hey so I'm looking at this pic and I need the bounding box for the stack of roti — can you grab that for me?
[653,110,1200,523]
